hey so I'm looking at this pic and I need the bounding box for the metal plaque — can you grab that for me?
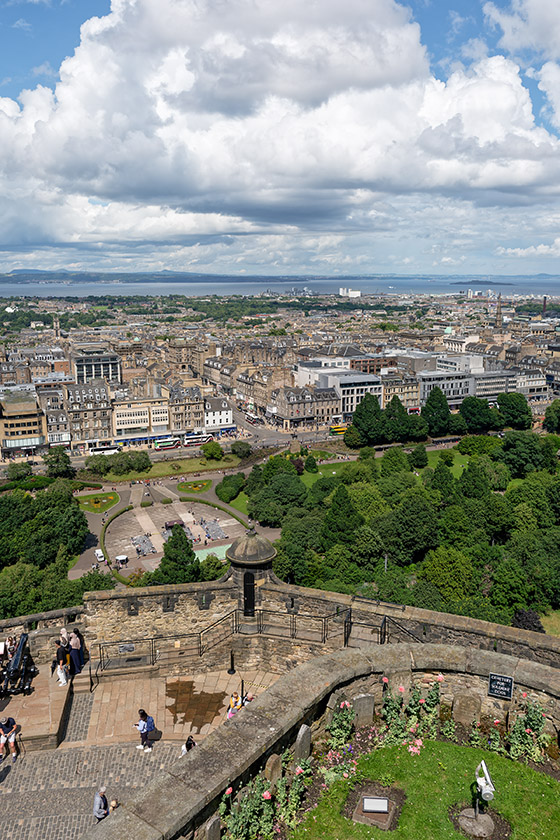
[488,672,514,700]
[363,797,389,814]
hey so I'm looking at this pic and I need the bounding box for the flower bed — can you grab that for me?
[215,680,560,840]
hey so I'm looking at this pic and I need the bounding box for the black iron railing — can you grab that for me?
[95,606,422,673]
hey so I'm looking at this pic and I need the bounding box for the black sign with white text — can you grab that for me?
[488,672,514,700]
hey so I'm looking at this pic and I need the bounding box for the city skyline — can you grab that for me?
[2,1,560,276]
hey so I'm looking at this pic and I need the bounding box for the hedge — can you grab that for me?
[161,497,173,505]
[140,500,153,508]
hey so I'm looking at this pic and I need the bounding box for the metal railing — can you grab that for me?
[95,606,422,673]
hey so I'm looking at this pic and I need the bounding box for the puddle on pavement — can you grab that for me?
[166,680,228,733]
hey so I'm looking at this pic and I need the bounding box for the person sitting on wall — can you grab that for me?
[227,691,243,720]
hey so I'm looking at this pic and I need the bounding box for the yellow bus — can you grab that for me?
[329,424,348,436]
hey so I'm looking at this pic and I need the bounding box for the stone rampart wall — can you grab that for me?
[80,643,560,840]
[19,575,560,669]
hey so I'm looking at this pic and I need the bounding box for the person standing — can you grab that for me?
[69,630,82,675]
[93,786,108,823]
[133,709,154,753]
[0,716,17,764]
[73,627,85,668]
[54,640,69,686]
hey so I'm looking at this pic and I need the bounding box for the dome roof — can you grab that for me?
[226,529,276,567]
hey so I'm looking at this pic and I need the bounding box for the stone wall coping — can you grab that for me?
[81,643,560,840]
[83,580,236,603]
[0,604,84,631]
[262,581,560,654]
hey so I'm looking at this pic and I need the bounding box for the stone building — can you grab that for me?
[63,379,112,450]
[168,384,205,435]
[0,393,47,456]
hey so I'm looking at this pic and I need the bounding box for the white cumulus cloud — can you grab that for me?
[0,0,560,272]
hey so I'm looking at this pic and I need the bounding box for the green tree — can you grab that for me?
[262,455,296,483]
[448,412,468,436]
[154,525,200,584]
[201,441,224,461]
[231,441,252,459]
[459,397,494,434]
[382,488,439,564]
[84,454,110,476]
[498,431,543,478]
[347,482,390,522]
[380,446,410,476]
[421,387,450,437]
[490,558,528,614]
[544,399,560,433]
[409,443,428,469]
[43,446,76,479]
[304,454,318,473]
[431,460,455,500]
[200,553,225,581]
[497,392,532,430]
[107,452,132,475]
[321,485,364,548]
[383,396,410,443]
[458,461,491,499]
[540,437,559,474]
[343,425,364,449]
[351,392,383,445]
[5,462,32,481]
[129,450,151,472]
[421,545,474,603]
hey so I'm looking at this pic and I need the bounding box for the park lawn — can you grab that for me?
[293,740,560,840]
[103,455,240,482]
[177,479,212,493]
[229,491,249,515]
[425,449,470,477]
[541,609,560,636]
[300,462,347,488]
[78,491,120,514]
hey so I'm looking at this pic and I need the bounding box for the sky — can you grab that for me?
[2,1,560,276]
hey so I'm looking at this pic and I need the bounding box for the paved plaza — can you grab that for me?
[0,666,278,839]
[105,499,246,571]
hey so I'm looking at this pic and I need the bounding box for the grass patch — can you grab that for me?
[177,479,212,493]
[542,609,560,636]
[229,491,249,515]
[78,491,120,514]
[300,462,347,488]
[294,740,560,840]
[425,449,470,477]
[103,455,240,482]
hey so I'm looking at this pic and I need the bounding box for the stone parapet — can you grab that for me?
[80,643,560,840]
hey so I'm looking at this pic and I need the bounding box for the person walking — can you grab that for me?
[54,640,69,686]
[69,630,82,675]
[0,716,17,764]
[181,735,196,756]
[93,786,109,823]
[133,709,155,753]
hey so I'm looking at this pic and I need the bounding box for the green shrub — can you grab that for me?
[216,472,246,503]
[140,500,153,507]
[161,497,173,504]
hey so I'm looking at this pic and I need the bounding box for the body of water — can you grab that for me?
[0,275,560,298]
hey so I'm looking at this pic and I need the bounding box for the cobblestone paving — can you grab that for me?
[0,741,180,840]
[63,693,95,743]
